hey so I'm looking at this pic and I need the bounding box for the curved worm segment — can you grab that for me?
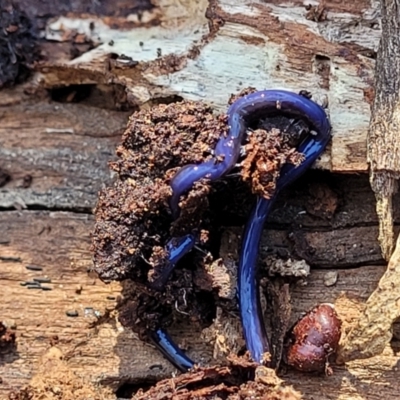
[150,328,195,372]
[170,90,330,216]
[151,234,196,290]
[158,90,331,369]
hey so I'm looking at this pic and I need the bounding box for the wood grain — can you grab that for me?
[34,0,380,173]
[1,1,399,398]
[0,210,211,397]
[1,210,400,400]
[0,91,129,210]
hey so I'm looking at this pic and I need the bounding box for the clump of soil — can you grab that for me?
[91,91,308,366]
[92,100,227,283]
[241,128,304,199]
[0,2,39,88]
[93,100,230,336]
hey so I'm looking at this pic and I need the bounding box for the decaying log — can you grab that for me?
[338,231,400,362]
[0,210,208,397]
[35,0,380,173]
[2,0,400,399]
[0,87,129,210]
[2,209,400,399]
[336,0,400,364]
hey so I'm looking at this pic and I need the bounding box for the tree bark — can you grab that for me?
[337,0,400,365]
[368,0,400,260]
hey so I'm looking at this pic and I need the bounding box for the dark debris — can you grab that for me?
[0,2,39,88]
[0,321,16,349]
[8,0,154,25]
[305,181,339,219]
[133,354,301,400]
[0,168,11,187]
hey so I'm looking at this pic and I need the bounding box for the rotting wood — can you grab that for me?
[229,225,387,269]
[338,231,400,363]
[1,0,400,398]
[0,90,130,210]
[0,210,212,397]
[335,0,400,366]
[29,0,380,173]
[368,0,400,260]
[2,210,400,400]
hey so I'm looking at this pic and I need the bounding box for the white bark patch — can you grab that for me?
[39,0,381,172]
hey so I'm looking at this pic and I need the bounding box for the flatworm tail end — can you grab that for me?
[238,197,275,363]
[149,328,195,372]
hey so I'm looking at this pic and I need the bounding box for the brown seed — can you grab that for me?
[285,303,342,372]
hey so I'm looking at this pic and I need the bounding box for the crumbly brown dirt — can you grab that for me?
[92,100,227,283]
[241,128,304,199]
[8,347,113,400]
[91,92,311,392]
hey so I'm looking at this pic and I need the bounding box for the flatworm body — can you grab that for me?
[154,90,331,370]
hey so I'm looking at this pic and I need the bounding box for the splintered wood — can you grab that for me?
[337,0,400,366]
[132,362,302,400]
[34,0,380,173]
[367,0,400,261]
[8,347,114,400]
[338,230,400,362]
